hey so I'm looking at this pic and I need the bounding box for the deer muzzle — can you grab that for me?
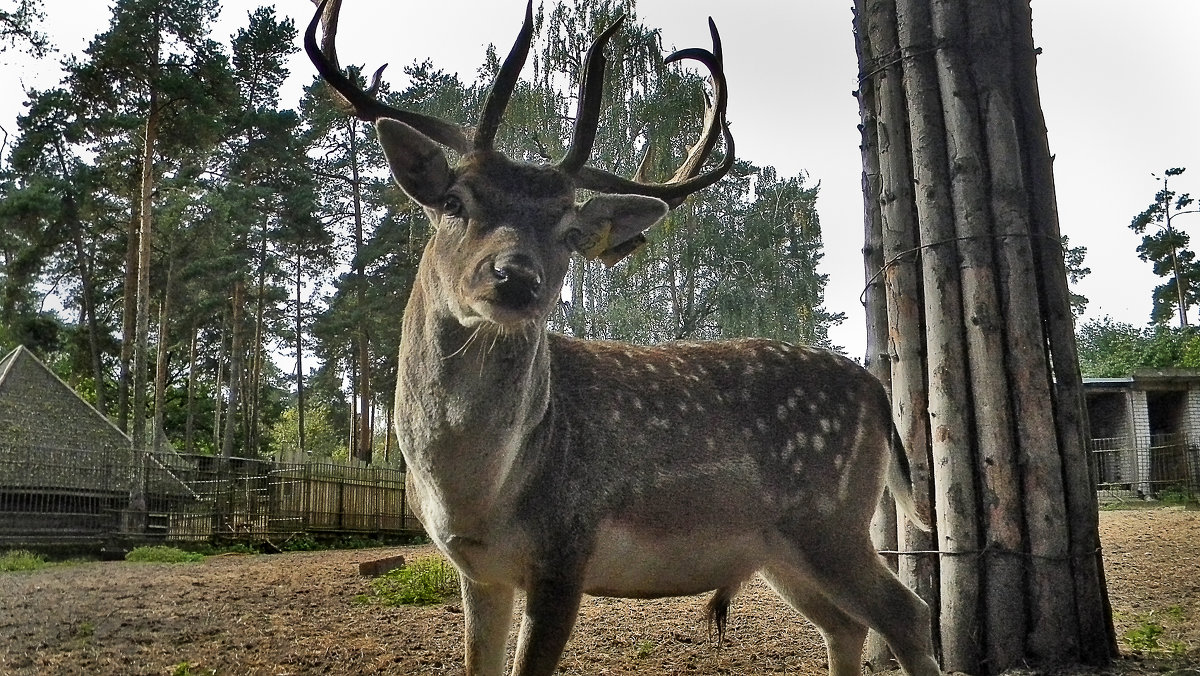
[486,253,544,312]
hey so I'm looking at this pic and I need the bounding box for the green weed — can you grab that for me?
[0,549,48,572]
[634,639,657,659]
[124,546,206,563]
[1123,608,1189,656]
[370,556,459,606]
[171,662,215,676]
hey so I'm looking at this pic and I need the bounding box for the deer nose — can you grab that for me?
[490,254,543,307]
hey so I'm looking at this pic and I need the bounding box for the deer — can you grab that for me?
[305,2,941,675]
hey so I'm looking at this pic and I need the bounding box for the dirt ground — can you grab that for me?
[1,509,1197,676]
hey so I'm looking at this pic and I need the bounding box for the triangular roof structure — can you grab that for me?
[0,345,133,491]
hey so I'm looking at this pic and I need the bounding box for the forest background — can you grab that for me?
[1,0,1197,463]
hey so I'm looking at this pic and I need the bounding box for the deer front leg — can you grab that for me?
[510,572,585,676]
[461,577,516,676]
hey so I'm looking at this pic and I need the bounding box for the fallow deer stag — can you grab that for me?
[306,2,941,675]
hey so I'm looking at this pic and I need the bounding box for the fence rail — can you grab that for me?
[0,447,421,545]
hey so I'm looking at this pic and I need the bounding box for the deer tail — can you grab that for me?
[888,421,931,532]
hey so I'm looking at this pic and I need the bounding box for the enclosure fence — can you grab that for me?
[0,446,422,546]
[1090,432,1200,502]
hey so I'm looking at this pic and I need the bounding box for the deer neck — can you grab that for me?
[394,270,552,527]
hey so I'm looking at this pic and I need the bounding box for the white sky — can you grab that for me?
[1,0,1198,356]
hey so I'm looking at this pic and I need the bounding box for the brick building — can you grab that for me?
[1084,369,1200,499]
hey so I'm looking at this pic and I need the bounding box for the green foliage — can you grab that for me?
[268,404,347,460]
[1121,608,1189,656]
[1,0,843,463]
[1129,168,1199,325]
[1061,235,1091,318]
[369,557,460,606]
[170,662,216,676]
[0,0,48,57]
[634,639,657,659]
[0,549,48,572]
[124,545,206,563]
[1075,317,1200,377]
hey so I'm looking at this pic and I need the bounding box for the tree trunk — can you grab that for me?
[72,217,106,414]
[295,249,306,456]
[213,318,226,453]
[152,262,173,455]
[221,280,244,459]
[854,15,897,667]
[185,322,198,454]
[347,120,374,464]
[854,0,1117,672]
[129,83,160,514]
[118,210,138,432]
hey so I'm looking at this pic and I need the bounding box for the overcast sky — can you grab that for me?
[2,1,1198,356]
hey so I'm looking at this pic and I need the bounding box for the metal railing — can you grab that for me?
[1090,432,1199,501]
[0,446,421,544]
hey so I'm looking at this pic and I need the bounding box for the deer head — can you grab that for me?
[305,0,732,331]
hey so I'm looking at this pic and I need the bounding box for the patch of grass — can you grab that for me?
[170,662,215,676]
[370,556,459,606]
[0,549,48,572]
[1122,608,1189,656]
[125,546,206,563]
[74,620,95,642]
[634,639,657,659]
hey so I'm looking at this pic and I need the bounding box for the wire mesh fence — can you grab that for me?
[1091,432,1200,502]
[0,446,421,545]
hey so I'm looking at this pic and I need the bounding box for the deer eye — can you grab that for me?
[441,195,464,217]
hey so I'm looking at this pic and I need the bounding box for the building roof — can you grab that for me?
[0,345,131,451]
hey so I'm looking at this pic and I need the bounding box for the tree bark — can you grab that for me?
[221,281,244,459]
[854,0,1117,671]
[859,0,938,639]
[894,1,980,668]
[152,273,171,454]
[185,322,198,454]
[296,250,306,456]
[854,8,897,669]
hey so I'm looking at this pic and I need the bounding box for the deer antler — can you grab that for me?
[307,1,733,210]
[304,0,472,153]
[569,18,734,209]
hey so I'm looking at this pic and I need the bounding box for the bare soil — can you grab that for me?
[1,509,1198,675]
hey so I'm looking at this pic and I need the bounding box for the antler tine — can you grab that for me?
[304,0,472,154]
[475,0,536,151]
[557,16,626,173]
[573,18,734,209]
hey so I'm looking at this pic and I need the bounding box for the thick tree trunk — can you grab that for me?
[854,0,1117,672]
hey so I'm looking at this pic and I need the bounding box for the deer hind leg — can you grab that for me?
[760,566,869,676]
[461,578,516,676]
[771,536,941,676]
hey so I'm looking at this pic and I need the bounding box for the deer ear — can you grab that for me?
[376,118,454,208]
[570,194,669,266]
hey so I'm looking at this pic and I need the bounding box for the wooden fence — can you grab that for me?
[0,447,422,547]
